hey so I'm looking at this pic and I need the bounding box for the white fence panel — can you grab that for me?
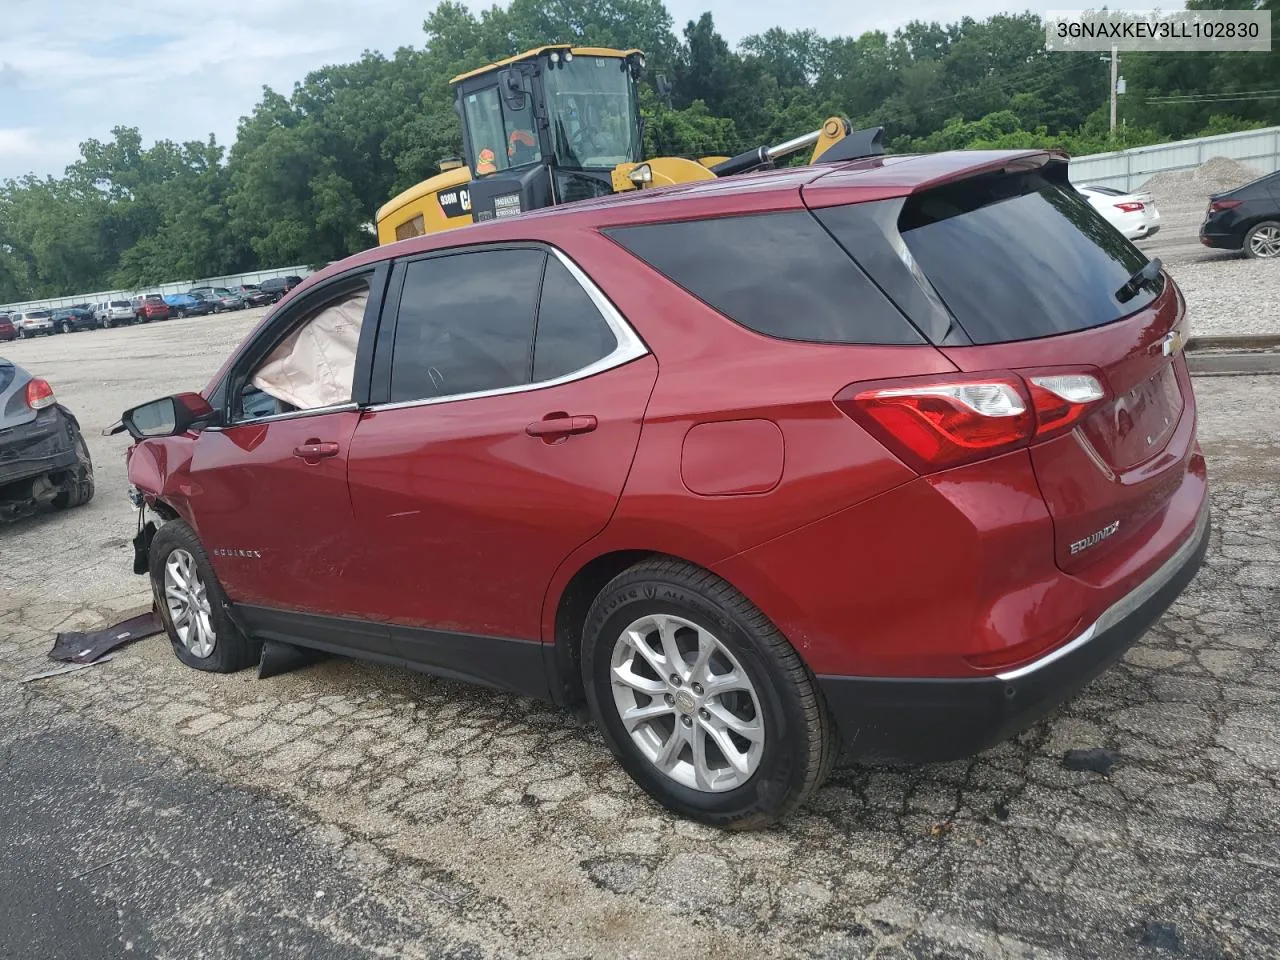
[1070,126,1280,191]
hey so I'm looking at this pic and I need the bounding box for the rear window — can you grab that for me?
[0,362,13,393]
[110,300,130,308]
[145,294,164,302]
[817,167,1159,346]
[27,311,51,319]
[605,212,923,345]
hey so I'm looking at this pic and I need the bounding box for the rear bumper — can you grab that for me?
[819,502,1210,762]
[1199,229,1239,250]
[0,408,79,488]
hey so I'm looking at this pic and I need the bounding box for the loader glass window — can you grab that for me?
[545,58,638,168]
[607,212,924,345]
[463,85,541,175]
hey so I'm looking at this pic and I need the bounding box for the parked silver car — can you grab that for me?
[14,310,55,338]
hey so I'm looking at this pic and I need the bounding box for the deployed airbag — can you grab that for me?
[252,290,367,410]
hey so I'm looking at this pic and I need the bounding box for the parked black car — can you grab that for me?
[231,284,274,307]
[257,275,304,302]
[1200,170,1280,259]
[52,306,99,333]
[0,359,94,521]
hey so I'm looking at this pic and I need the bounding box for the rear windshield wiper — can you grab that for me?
[1115,257,1163,304]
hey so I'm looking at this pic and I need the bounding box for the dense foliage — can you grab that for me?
[2,0,1276,301]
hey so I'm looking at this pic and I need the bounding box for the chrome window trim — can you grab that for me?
[996,502,1210,682]
[207,402,359,431]
[367,246,649,413]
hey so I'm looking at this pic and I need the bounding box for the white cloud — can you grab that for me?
[0,0,1062,180]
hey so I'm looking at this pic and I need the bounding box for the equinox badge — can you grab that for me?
[1070,521,1120,555]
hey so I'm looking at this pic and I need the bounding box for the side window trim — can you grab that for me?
[368,244,648,413]
[208,261,389,428]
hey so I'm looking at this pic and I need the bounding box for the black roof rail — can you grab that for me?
[816,126,885,165]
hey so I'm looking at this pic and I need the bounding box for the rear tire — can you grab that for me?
[149,519,261,672]
[581,558,836,829]
[51,422,94,510]
[1244,221,1280,259]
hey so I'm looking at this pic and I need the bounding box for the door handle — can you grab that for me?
[525,415,598,439]
[293,440,340,462]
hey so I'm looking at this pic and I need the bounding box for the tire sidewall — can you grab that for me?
[583,576,808,822]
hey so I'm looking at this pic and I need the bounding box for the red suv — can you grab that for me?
[133,294,171,322]
[114,150,1208,828]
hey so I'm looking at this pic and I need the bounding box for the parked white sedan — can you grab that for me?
[1078,184,1162,241]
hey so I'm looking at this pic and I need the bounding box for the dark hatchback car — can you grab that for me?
[1200,169,1280,258]
[231,284,275,307]
[0,360,94,520]
[52,306,99,333]
[114,151,1207,828]
[257,275,304,302]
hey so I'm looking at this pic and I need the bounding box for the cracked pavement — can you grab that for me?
[1,318,1278,959]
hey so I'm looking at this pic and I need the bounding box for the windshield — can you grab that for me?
[462,83,541,175]
[545,57,638,168]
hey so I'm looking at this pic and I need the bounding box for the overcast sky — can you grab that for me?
[0,0,1059,181]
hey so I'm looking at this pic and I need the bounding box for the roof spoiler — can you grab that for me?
[815,126,885,165]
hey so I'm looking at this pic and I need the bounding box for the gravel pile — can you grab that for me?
[1142,156,1261,202]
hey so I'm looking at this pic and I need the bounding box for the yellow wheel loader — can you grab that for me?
[375,45,884,244]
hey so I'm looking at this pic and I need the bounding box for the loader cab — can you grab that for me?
[453,46,645,222]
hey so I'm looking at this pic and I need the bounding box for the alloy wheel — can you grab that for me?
[164,549,216,658]
[1250,225,1280,258]
[610,613,765,792]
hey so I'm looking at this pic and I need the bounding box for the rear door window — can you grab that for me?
[533,257,617,381]
[389,249,545,402]
[818,167,1159,346]
[606,212,923,345]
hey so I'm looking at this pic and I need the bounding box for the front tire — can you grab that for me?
[1245,221,1280,259]
[149,519,261,672]
[582,558,836,829]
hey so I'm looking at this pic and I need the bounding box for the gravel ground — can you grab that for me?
[1134,157,1280,337]
[1,313,1278,958]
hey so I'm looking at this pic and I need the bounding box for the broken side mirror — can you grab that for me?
[498,68,526,112]
[120,392,216,440]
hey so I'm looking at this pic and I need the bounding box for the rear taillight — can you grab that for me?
[1026,373,1106,439]
[836,375,1033,472]
[1114,201,1145,213]
[837,370,1110,472]
[25,378,55,410]
[1210,199,1243,212]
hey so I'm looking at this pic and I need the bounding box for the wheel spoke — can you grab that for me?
[698,716,752,775]
[690,725,714,790]
[621,700,674,731]
[689,630,716,685]
[611,660,666,696]
[655,615,685,678]
[702,669,752,697]
[625,628,666,677]
[705,701,764,743]
[653,724,685,772]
